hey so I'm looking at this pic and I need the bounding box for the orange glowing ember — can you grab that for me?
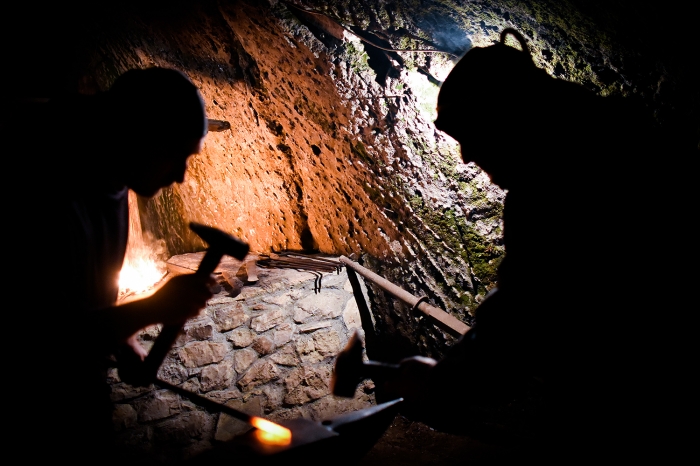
[250,416,292,446]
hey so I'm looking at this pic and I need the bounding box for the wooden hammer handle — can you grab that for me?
[138,248,223,383]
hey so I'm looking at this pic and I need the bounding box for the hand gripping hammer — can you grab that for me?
[129,222,249,385]
[330,331,401,398]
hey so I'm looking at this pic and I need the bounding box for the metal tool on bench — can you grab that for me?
[256,251,343,293]
[152,364,401,465]
[153,330,402,465]
[185,390,403,465]
[156,378,292,446]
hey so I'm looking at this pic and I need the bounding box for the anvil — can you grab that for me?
[184,395,403,465]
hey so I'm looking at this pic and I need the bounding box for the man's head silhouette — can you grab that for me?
[435,29,553,189]
[105,67,208,197]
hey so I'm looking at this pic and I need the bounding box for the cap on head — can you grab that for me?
[437,28,543,116]
[107,67,208,149]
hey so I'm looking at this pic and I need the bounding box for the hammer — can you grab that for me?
[129,222,249,385]
[331,331,401,398]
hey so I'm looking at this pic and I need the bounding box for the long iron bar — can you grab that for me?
[156,378,260,425]
[265,253,341,270]
[338,256,470,338]
[344,267,379,360]
[262,256,337,272]
[254,261,328,293]
[274,252,343,272]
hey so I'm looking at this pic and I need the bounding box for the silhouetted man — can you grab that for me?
[4,67,215,464]
[383,28,695,464]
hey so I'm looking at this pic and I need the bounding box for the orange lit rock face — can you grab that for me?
[76,0,693,360]
[92,1,408,259]
[79,0,504,359]
[150,2,430,259]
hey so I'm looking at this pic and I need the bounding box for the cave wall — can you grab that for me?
[6,0,697,359]
[61,0,497,358]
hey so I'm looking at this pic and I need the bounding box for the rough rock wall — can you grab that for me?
[73,0,493,359]
[288,0,697,127]
[74,0,697,359]
[111,259,374,464]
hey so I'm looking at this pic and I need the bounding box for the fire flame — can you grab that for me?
[119,190,168,299]
[250,416,292,446]
[119,255,167,298]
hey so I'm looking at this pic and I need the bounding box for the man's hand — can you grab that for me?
[148,273,216,325]
[125,334,148,361]
[381,355,437,403]
[116,335,150,386]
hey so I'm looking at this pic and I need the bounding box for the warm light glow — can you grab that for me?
[250,416,292,446]
[118,189,168,300]
[119,255,166,298]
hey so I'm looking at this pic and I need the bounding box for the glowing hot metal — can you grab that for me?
[251,417,292,446]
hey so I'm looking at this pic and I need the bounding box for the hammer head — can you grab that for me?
[190,222,249,260]
[331,331,365,397]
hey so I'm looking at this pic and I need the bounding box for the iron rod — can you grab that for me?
[155,378,255,424]
[338,256,470,337]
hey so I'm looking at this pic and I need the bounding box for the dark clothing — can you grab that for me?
[61,186,129,312]
[410,78,695,463]
[3,67,207,464]
[5,95,127,463]
[56,186,128,462]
